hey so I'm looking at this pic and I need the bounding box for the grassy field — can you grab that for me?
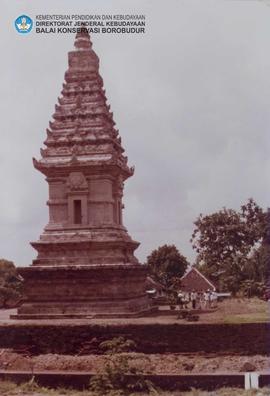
[202,297,269,324]
[0,380,269,396]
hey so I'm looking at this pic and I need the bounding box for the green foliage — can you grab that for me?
[19,376,42,392]
[0,286,21,308]
[91,337,155,394]
[240,280,265,298]
[99,337,137,354]
[192,199,267,295]
[0,380,19,394]
[0,259,17,280]
[146,244,188,288]
[89,354,155,395]
[191,199,266,267]
[248,243,269,282]
[0,259,22,308]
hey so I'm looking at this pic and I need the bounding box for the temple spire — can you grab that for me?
[15,31,151,319]
[74,26,93,51]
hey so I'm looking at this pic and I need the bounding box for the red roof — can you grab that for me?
[180,267,215,292]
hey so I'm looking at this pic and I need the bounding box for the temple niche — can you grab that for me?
[14,29,152,318]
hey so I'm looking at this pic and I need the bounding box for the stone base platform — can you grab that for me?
[14,264,153,319]
[11,308,156,320]
[0,315,269,355]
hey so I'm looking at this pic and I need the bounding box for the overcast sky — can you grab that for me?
[1,0,270,266]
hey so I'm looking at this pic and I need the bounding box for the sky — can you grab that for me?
[0,0,270,266]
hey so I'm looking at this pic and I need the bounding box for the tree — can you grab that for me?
[191,199,267,294]
[0,259,22,308]
[244,244,269,283]
[191,198,266,268]
[146,244,188,288]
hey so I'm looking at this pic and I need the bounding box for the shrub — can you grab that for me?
[99,336,137,354]
[89,354,155,395]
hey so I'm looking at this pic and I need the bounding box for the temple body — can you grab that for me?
[14,30,151,318]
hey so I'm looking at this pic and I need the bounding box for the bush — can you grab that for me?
[0,259,22,308]
[240,280,266,298]
[99,337,137,354]
[89,354,155,395]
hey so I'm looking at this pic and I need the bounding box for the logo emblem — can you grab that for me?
[15,15,33,34]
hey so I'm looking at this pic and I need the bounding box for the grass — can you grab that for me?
[221,298,269,324]
[0,380,269,396]
[223,311,270,324]
[202,298,269,324]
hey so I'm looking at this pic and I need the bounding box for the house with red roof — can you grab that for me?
[180,267,216,292]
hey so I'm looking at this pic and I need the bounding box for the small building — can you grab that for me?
[145,276,164,297]
[180,267,216,292]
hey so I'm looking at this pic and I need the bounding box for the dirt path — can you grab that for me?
[0,350,269,373]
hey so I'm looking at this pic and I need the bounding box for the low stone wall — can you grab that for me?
[0,371,269,391]
[0,322,269,355]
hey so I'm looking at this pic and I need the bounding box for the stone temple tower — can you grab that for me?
[15,30,151,318]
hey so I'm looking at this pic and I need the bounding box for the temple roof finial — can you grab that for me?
[74,24,93,51]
